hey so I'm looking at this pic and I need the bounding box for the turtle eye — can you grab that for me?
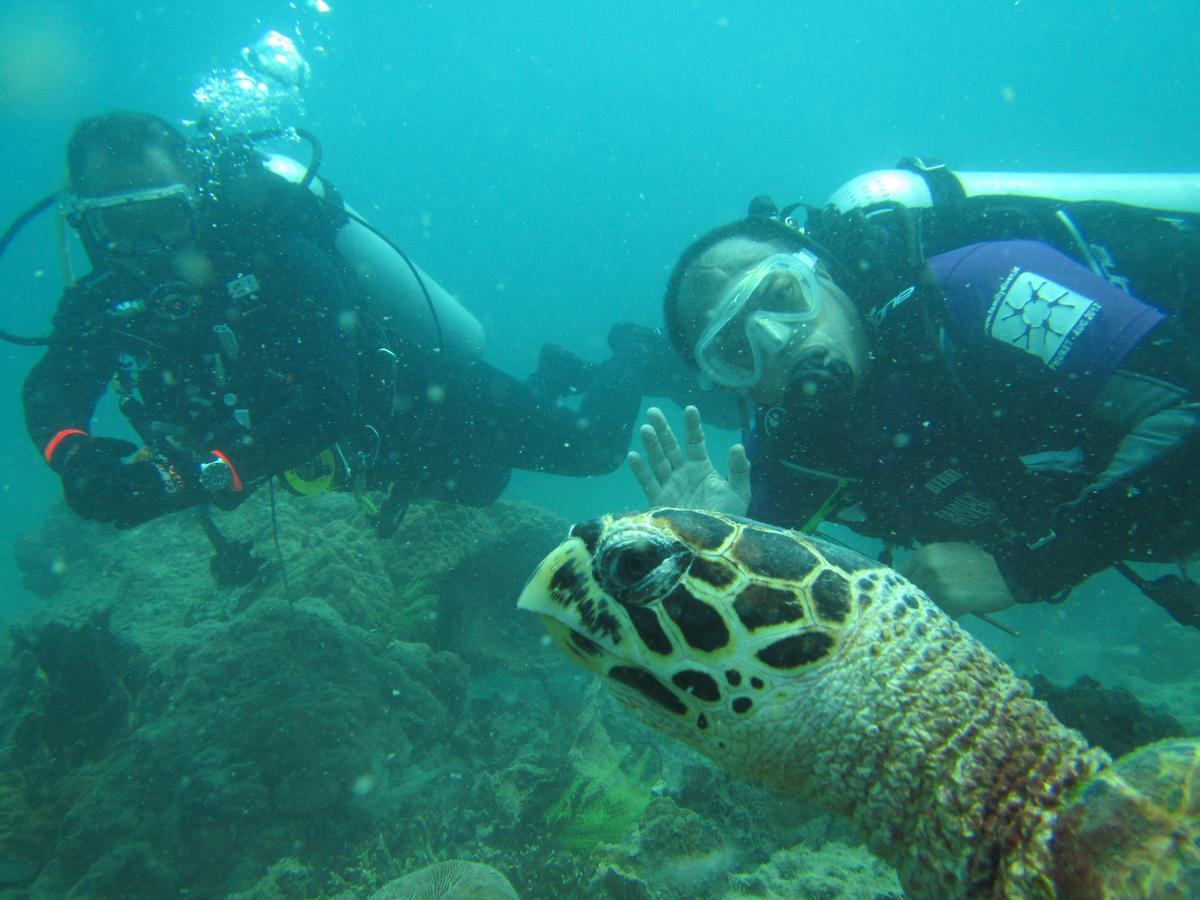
[610,541,664,585]
[595,529,691,606]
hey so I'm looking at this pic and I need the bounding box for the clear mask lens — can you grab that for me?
[694,251,825,389]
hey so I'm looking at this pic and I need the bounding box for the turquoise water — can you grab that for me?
[3,1,1197,607]
[0,2,1197,895]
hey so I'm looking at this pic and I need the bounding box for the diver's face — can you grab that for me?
[73,146,200,275]
[677,237,871,407]
[76,144,190,196]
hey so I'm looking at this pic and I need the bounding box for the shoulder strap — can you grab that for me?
[896,157,967,207]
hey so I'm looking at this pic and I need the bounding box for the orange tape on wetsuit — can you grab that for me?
[43,428,88,466]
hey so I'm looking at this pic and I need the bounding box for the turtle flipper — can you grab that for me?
[1052,738,1200,897]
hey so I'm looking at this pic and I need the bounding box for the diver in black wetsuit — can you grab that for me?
[629,164,1200,629]
[23,112,648,533]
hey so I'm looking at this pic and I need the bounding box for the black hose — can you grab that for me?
[1,191,58,259]
[262,124,446,353]
[333,203,447,355]
[0,191,61,346]
[0,327,50,347]
[247,126,322,189]
[292,127,322,189]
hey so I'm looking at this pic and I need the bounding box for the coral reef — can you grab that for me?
[726,840,902,898]
[387,576,441,644]
[1030,673,1186,758]
[12,492,1194,898]
[1,492,901,898]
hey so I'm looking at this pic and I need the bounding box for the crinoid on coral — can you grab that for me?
[369,859,518,899]
[386,576,440,643]
[544,737,660,850]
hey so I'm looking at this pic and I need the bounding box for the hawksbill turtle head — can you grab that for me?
[522,508,1200,897]
[518,507,898,779]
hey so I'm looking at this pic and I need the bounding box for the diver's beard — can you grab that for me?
[787,352,855,410]
[760,352,857,441]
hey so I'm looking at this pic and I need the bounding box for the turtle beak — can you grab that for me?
[518,536,615,674]
[517,536,589,616]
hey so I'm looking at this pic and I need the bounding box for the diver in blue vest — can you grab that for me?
[17,112,652,548]
[630,160,1200,628]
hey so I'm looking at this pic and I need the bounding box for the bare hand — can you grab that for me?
[628,405,751,515]
[898,542,1016,619]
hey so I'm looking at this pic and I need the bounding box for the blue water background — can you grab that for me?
[0,0,1197,622]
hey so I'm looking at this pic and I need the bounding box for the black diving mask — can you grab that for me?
[70,183,197,257]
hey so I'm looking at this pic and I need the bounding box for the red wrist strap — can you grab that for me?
[43,429,88,465]
[208,449,244,492]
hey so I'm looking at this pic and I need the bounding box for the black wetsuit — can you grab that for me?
[748,237,1200,603]
[25,216,641,522]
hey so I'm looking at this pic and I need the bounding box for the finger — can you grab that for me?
[639,423,674,486]
[727,443,752,502]
[681,405,710,464]
[647,406,686,471]
[627,451,662,504]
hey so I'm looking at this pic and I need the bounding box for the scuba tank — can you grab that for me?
[262,153,485,358]
[826,166,1200,216]
[813,158,1200,323]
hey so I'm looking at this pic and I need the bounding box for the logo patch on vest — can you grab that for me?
[987,271,1097,369]
[923,468,993,527]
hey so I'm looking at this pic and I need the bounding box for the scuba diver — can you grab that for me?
[629,159,1200,629]
[13,111,653,572]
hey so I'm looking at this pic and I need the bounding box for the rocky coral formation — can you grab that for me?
[725,840,902,899]
[8,492,1195,898]
[1030,673,1186,758]
[1,492,894,898]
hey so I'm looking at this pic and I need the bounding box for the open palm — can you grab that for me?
[628,405,751,515]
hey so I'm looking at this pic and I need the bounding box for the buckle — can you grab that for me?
[1025,529,1058,552]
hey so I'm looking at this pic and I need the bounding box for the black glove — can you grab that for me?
[58,437,200,527]
[1113,561,1200,630]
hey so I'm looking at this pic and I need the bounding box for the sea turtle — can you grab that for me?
[518,508,1199,898]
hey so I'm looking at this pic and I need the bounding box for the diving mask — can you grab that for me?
[694,249,825,390]
[70,183,197,257]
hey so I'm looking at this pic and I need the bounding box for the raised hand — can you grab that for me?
[628,405,751,515]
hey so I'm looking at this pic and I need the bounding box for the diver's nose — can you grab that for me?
[750,313,796,355]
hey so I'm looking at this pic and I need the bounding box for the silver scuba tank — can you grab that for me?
[262,153,486,358]
[826,168,1200,215]
[818,162,1200,306]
